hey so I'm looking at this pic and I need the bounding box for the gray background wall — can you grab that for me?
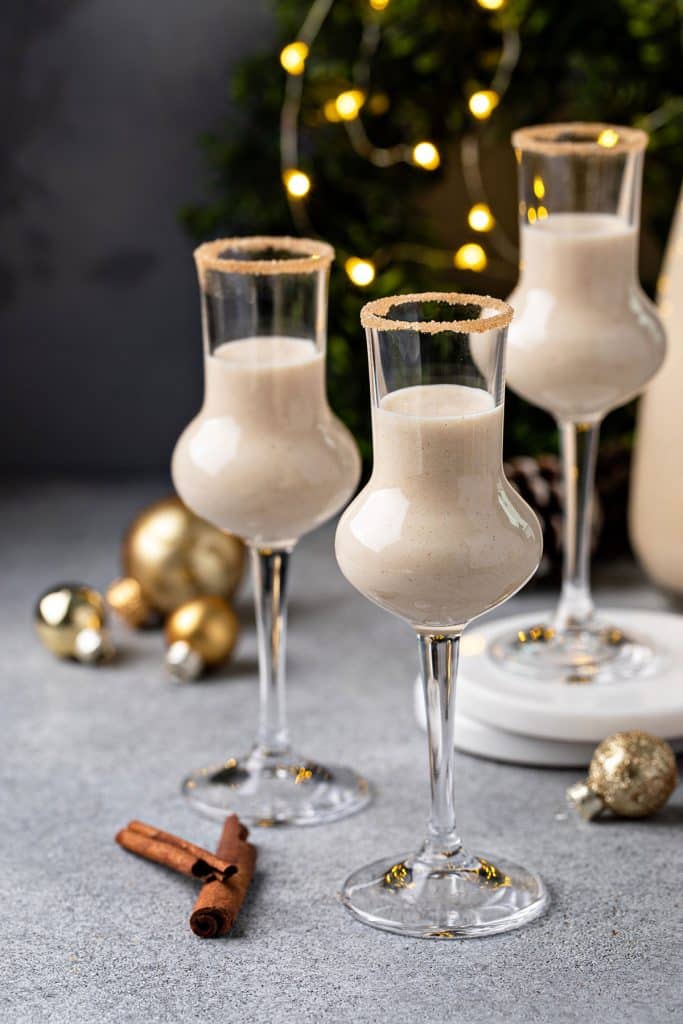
[1,0,273,472]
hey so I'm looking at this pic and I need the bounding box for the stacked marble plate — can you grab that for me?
[414,607,683,767]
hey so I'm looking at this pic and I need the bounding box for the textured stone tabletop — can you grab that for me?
[1,480,681,1024]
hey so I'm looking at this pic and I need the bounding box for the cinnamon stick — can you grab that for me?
[190,814,256,938]
[116,820,238,882]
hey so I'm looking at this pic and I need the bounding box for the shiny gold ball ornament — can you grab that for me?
[118,497,245,620]
[34,584,115,664]
[567,731,678,820]
[106,577,157,629]
[164,596,239,681]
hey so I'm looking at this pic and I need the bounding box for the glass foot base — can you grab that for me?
[182,748,371,826]
[489,618,659,684]
[341,848,548,938]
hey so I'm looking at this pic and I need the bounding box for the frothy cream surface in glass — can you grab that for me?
[172,336,360,546]
[506,213,664,420]
[335,384,541,630]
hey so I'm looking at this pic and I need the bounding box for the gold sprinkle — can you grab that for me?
[383,862,413,889]
[471,858,511,888]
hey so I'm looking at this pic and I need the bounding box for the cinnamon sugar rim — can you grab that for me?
[512,122,648,156]
[194,236,335,275]
[360,292,513,334]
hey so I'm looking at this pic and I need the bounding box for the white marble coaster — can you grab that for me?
[446,608,683,742]
[412,684,683,766]
[412,607,683,763]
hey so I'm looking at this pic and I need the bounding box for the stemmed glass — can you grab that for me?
[492,123,666,684]
[172,236,370,825]
[335,293,547,938]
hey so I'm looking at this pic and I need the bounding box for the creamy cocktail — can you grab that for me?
[335,293,547,940]
[173,336,359,546]
[336,383,540,630]
[507,213,662,420]
[172,236,368,826]
[494,123,666,684]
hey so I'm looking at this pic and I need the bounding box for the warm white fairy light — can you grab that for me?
[335,89,365,121]
[454,243,487,271]
[367,93,390,115]
[345,257,376,286]
[323,99,341,122]
[277,0,528,266]
[598,128,620,148]
[533,175,545,199]
[412,141,441,170]
[468,89,500,120]
[283,169,311,197]
[468,203,494,232]
[280,41,309,75]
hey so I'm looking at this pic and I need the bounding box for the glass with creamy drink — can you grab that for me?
[493,123,666,683]
[335,293,547,939]
[173,237,368,825]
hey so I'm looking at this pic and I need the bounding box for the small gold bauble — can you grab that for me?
[106,577,156,628]
[165,596,239,680]
[588,730,678,818]
[34,584,114,663]
[120,497,245,616]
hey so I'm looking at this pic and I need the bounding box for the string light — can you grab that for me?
[468,90,499,119]
[283,169,311,197]
[345,257,376,286]
[323,99,341,122]
[532,175,545,199]
[454,243,487,271]
[335,89,365,121]
[468,203,494,232]
[412,141,441,170]
[537,205,548,220]
[598,128,620,148]
[527,207,537,224]
[280,41,309,75]
[367,93,390,115]
[277,0,526,269]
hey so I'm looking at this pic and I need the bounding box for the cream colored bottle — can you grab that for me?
[629,191,683,594]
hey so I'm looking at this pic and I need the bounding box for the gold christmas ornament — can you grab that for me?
[164,596,239,681]
[34,584,115,664]
[106,577,157,629]
[116,497,245,620]
[567,730,678,820]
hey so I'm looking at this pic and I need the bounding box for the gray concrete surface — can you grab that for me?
[1,480,681,1024]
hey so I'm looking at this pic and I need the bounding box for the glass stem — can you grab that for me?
[250,546,293,758]
[554,419,601,632]
[418,633,463,858]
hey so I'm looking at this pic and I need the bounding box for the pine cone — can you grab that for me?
[504,454,603,580]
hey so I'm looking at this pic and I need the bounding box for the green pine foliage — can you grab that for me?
[182,0,682,461]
